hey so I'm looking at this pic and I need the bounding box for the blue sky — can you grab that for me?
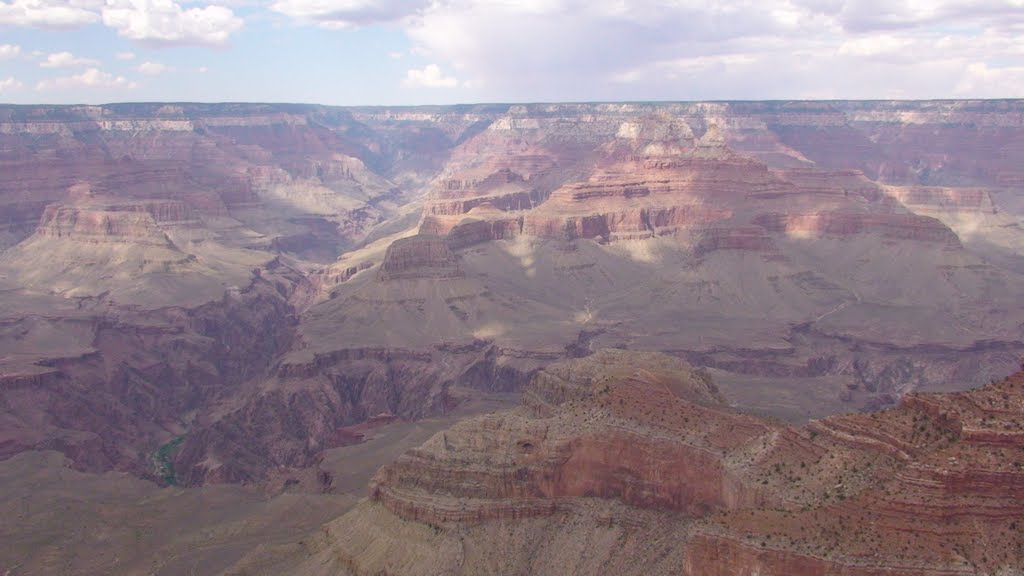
[1,0,1023,105]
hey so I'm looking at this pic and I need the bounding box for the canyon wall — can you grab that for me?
[1,101,1024,490]
[288,352,1024,576]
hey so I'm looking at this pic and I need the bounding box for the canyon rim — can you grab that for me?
[1,100,1023,575]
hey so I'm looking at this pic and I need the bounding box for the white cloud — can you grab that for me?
[136,60,171,75]
[807,0,1024,33]
[40,51,100,68]
[102,0,243,46]
[166,0,1024,100]
[36,67,138,91]
[115,51,136,60]
[0,0,101,28]
[0,44,21,59]
[837,34,912,57]
[0,76,24,92]
[402,0,822,100]
[955,62,1024,97]
[380,0,1024,100]
[197,66,209,73]
[402,63,458,88]
[269,0,428,27]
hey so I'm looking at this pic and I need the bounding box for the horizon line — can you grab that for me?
[2,97,1024,109]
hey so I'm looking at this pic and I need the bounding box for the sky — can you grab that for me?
[0,0,1023,105]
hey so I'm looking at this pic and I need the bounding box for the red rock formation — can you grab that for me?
[0,103,442,258]
[445,203,523,249]
[752,211,959,243]
[367,351,778,527]
[377,234,462,280]
[0,265,303,482]
[425,111,973,255]
[887,186,996,214]
[317,354,1024,575]
[682,370,1024,575]
[416,107,632,237]
[33,199,200,246]
[3,99,1024,498]
[171,340,553,485]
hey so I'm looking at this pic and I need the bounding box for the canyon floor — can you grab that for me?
[1,100,1023,574]
[0,390,518,575]
[240,350,1024,576]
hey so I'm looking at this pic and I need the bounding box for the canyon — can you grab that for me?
[264,350,1024,576]
[0,100,1022,574]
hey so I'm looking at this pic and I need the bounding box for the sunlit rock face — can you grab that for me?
[284,353,1024,576]
[367,350,770,527]
[419,102,1010,249]
[378,235,463,280]
[398,100,1024,416]
[0,103,486,484]
[682,368,1024,576]
[1,100,1024,490]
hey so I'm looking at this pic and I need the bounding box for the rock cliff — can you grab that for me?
[683,369,1024,575]
[2,100,1024,492]
[286,352,1024,576]
[377,234,463,281]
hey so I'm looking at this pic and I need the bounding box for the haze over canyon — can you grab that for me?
[0,100,1023,575]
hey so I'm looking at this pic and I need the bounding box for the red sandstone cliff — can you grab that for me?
[3,101,1024,494]
[296,353,1024,576]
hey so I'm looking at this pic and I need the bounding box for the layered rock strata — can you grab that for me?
[301,352,1024,576]
[377,234,462,281]
[3,100,1024,493]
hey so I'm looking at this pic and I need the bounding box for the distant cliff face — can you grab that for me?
[0,103,465,259]
[1,101,1023,490]
[0,103,485,484]
[286,351,1024,576]
[417,100,1023,245]
[324,99,1024,429]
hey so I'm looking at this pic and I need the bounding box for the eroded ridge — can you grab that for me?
[308,352,1024,576]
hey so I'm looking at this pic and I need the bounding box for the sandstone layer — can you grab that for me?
[134,99,1024,483]
[280,352,1024,576]
[2,101,1024,490]
[1,100,1024,574]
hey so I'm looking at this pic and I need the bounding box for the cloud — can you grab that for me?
[384,0,1024,100]
[7,0,1009,101]
[0,44,21,60]
[40,51,100,68]
[0,0,101,28]
[0,77,24,92]
[36,67,138,91]
[802,0,1024,33]
[115,51,136,60]
[269,0,428,27]
[101,0,243,46]
[136,61,171,75]
[837,34,912,57]
[402,63,457,88]
[402,0,818,99]
[955,62,1024,97]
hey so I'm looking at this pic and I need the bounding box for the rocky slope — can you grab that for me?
[1,99,1023,574]
[0,103,503,485]
[2,101,1024,491]
[0,259,302,477]
[299,100,1024,437]
[686,368,1024,575]
[269,351,1024,576]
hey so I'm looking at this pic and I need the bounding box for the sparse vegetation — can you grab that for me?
[154,436,186,486]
